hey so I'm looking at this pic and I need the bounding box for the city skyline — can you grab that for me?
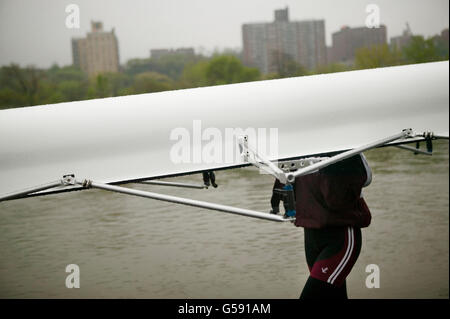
[243,8,327,73]
[0,0,448,68]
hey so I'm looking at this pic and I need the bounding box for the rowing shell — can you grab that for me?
[0,61,448,198]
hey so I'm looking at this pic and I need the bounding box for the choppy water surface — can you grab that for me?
[0,141,448,298]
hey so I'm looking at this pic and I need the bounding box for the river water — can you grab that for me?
[0,141,448,298]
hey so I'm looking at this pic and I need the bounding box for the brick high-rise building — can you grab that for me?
[242,7,327,74]
[329,25,387,65]
[72,21,120,76]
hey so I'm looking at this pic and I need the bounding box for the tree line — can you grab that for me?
[0,35,448,110]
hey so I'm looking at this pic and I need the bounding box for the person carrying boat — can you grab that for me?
[271,153,372,299]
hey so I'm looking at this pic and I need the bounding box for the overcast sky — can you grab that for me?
[0,0,448,68]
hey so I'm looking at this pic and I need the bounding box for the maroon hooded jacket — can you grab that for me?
[275,154,372,229]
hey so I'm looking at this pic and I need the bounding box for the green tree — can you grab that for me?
[46,65,87,83]
[87,74,111,98]
[103,72,133,96]
[124,54,205,80]
[36,65,89,104]
[180,60,210,88]
[355,44,402,69]
[0,64,44,106]
[270,51,308,77]
[131,71,173,94]
[0,87,28,109]
[124,58,153,76]
[402,35,442,63]
[155,53,200,79]
[314,63,350,74]
[58,80,88,101]
[432,36,449,59]
[204,55,260,85]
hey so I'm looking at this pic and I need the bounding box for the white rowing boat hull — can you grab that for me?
[0,61,448,198]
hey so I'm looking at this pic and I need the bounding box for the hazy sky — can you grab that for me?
[0,0,448,68]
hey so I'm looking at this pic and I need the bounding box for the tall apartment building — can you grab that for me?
[72,21,120,76]
[242,8,327,74]
[329,25,387,64]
